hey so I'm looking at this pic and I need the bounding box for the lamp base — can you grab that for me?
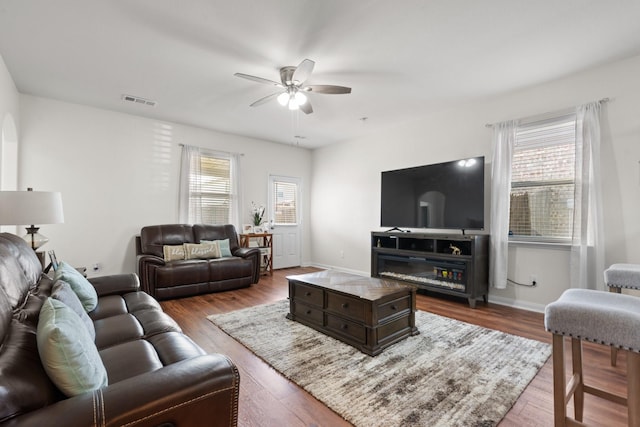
[23,225,48,250]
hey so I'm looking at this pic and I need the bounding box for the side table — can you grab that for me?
[239,233,273,275]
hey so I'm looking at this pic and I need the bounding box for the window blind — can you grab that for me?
[509,115,576,240]
[273,181,297,224]
[189,154,231,224]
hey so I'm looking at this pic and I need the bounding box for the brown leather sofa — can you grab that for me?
[0,232,239,426]
[136,224,260,300]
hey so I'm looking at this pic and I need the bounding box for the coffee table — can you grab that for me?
[286,270,419,356]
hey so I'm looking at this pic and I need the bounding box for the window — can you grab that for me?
[273,180,298,225]
[509,114,576,242]
[179,146,239,225]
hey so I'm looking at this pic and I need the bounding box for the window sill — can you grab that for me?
[508,239,571,250]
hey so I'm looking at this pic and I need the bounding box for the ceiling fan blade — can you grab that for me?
[304,84,351,94]
[249,92,282,107]
[234,73,284,88]
[299,99,313,115]
[292,59,315,85]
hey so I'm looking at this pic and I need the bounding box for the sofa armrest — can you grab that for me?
[232,247,261,284]
[88,273,140,297]
[137,254,166,296]
[8,354,240,427]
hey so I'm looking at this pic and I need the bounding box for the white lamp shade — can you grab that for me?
[0,191,64,225]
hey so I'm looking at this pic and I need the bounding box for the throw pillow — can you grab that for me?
[53,262,98,312]
[201,239,232,257]
[184,242,220,260]
[37,298,108,397]
[163,244,186,261]
[51,280,96,340]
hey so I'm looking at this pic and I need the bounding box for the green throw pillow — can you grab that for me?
[217,239,232,257]
[37,298,108,397]
[54,261,98,312]
[51,280,96,340]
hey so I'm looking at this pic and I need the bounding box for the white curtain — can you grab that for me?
[178,145,199,223]
[178,144,241,227]
[489,120,517,289]
[571,102,604,289]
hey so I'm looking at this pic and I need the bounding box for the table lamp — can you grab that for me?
[0,188,64,250]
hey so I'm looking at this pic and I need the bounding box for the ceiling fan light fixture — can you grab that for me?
[288,98,299,110]
[294,91,307,105]
[277,92,290,106]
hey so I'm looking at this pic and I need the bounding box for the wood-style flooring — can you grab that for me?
[160,267,629,427]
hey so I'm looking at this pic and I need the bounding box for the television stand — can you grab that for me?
[385,227,410,233]
[371,231,489,308]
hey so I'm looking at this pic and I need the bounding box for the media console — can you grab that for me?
[371,231,489,308]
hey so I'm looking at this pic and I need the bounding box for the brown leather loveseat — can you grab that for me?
[136,224,260,300]
[0,232,239,426]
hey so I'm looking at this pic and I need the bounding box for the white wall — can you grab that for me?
[0,53,19,193]
[310,54,640,312]
[18,95,312,276]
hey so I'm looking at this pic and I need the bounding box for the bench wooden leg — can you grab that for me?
[609,286,622,366]
[629,351,640,427]
[553,334,567,427]
[571,338,584,422]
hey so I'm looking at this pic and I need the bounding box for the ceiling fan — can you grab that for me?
[234,59,351,114]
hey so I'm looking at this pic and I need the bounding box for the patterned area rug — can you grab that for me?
[208,301,550,427]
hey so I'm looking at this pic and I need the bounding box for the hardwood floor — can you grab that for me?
[160,267,629,427]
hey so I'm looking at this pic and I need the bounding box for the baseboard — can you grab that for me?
[486,295,546,313]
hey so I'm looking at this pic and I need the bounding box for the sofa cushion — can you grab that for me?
[155,260,210,287]
[208,257,254,281]
[184,242,220,260]
[0,319,61,422]
[163,245,185,261]
[50,280,95,340]
[99,339,163,384]
[53,261,98,312]
[37,298,108,397]
[140,224,196,258]
[94,314,145,350]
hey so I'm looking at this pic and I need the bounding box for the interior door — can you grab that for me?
[269,175,301,269]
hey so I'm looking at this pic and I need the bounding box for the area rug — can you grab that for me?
[207,301,550,427]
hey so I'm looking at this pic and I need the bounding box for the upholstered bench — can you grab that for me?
[604,263,640,366]
[545,288,640,426]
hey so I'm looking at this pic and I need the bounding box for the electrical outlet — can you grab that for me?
[93,263,101,272]
[530,274,537,286]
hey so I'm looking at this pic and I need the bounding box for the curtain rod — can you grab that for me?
[178,143,244,156]
[484,97,610,128]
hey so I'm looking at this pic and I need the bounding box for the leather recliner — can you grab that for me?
[0,232,240,426]
[136,224,260,300]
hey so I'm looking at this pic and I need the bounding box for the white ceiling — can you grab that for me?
[1,1,640,149]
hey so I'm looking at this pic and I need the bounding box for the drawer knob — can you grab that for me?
[341,303,349,309]
[306,310,311,315]
[391,305,397,310]
[341,324,348,330]
[305,292,311,296]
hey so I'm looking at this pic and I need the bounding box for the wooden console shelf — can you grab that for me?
[239,233,273,275]
[371,231,489,308]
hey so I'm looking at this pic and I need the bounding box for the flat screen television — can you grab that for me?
[380,156,485,231]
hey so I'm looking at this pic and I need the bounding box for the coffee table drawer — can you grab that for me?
[326,293,365,321]
[378,295,411,322]
[326,314,366,344]
[291,282,323,307]
[292,301,323,325]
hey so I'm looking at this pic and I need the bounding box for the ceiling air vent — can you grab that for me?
[121,94,157,107]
